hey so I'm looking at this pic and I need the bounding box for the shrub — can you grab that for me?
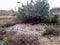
[23,16,40,24]
[43,16,51,23]
[51,15,59,23]
[16,0,49,24]
[43,27,60,36]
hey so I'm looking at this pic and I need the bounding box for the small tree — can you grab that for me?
[17,0,49,17]
[16,0,50,23]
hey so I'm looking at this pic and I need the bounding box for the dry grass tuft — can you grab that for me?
[5,30,40,45]
[43,26,60,36]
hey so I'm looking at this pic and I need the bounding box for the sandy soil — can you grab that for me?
[5,24,58,45]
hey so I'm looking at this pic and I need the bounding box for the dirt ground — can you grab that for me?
[5,24,60,45]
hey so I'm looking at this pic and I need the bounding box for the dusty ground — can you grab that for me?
[6,24,46,36]
[5,24,60,45]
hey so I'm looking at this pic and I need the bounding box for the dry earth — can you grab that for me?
[5,24,59,45]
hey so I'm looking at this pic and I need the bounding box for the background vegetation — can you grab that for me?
[14,0,59,24]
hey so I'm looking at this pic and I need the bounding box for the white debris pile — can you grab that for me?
[6,24,46,35]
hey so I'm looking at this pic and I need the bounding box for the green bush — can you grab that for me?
[43,15,59,23]
[17,14,25,20]
[16,0,49,24]
[52,15,59,23]
[43,16,51,23]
